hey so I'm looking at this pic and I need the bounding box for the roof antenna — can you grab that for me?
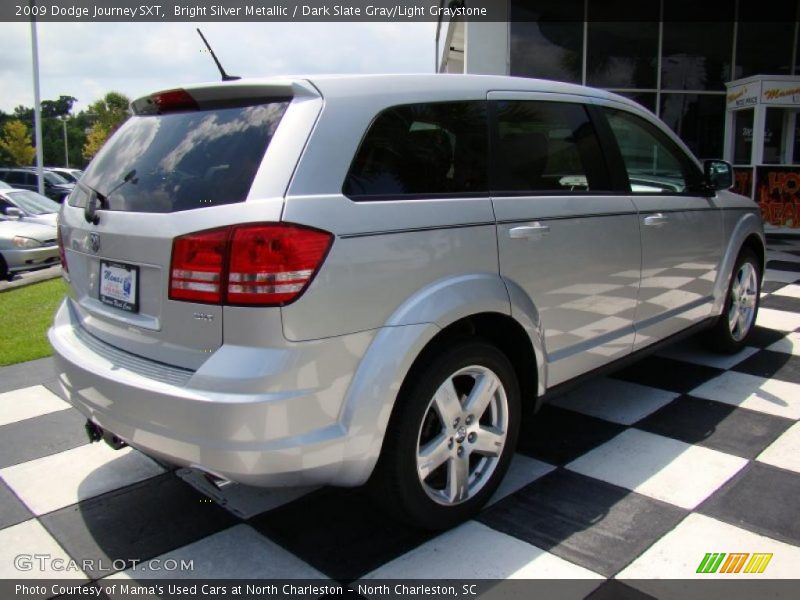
[196,28,241,82]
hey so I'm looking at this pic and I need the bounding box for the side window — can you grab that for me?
[492,100,610,193]
[343,101,487,199]
[603,108,703,194]
[5,171,25,185]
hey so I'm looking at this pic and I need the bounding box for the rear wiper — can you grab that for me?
[80,170,137,225]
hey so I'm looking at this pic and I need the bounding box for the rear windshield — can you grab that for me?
[70,101,289,213]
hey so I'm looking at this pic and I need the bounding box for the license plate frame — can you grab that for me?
[99,260,139,314]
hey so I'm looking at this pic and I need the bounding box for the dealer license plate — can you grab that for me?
[99,261,139,313]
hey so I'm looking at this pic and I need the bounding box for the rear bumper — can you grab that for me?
[47,299,377,487]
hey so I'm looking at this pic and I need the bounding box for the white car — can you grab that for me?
[0,189,60,227]
[0,219,59,280]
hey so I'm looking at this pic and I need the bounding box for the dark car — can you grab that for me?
[0,168,74,202]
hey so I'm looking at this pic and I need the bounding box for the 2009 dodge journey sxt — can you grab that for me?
[49,74,764,529]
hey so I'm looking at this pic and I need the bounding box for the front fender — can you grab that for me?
[712,211,765,315]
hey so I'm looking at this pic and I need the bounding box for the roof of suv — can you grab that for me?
[147,74,645,114]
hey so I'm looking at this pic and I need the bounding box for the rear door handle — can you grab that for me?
[643,213,668,227]
[509,223,551,239]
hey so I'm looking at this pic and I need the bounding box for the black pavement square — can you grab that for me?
[40,473,238,579]
[761,281,789,295]
[699,462,800,547]
[733,350,800,384]
[0,478,33,530]
[741,326,788,349]
[477,469,687,578]
[760,294,800,314]
[0,357,56,394]
[767,260,800,273]
[610,356,724,394]
[0,408,88,469]
[586,581,656,600]
[517,405,625,466]
[635,395,792,459]
[248,487,433,581]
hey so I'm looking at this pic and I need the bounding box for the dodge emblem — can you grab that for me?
[88,232,101,254]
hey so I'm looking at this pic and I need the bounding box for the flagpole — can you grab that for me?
[30,1,44,195]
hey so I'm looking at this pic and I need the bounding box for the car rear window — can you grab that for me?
[69,101,289,213]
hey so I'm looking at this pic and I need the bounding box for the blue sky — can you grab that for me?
[0,21,438,112]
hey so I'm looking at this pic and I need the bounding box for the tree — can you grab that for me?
[83,91,130,160]
[0,120,35,166]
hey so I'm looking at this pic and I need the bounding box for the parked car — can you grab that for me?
[0,189,60,227]
[0,219,59,280]
[0,168,73,202]
[0,180,12,190]
[49,75,764,529]
[48,167,84,183]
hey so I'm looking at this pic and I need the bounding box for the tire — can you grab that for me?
[705,248,761,354]
[0,255,9,281]
[370,339,521,530]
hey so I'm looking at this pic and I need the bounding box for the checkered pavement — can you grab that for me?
[1,237,799,595]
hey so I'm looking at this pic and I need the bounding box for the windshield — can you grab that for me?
[7,190,60,214]
[43,171,70,185]
[69,101,289,213]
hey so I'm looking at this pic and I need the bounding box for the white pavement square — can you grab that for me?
[0,444,165,515]
[690,371,800,420]
[566,429,747,509]
[551,378,677,425]
[363,521,604,582]
[0,385,69,427]
[757,422,800,474]
[0,519,87,580]
[107,524,327,580]
[618,513,800,583]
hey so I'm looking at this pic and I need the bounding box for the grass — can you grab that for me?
[0,278,66,366]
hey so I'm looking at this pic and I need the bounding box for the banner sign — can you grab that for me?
[755,166,800,228]
[733,166,754,198]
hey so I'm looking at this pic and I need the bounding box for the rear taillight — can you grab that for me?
[57,227,68,273]
[169,223,332,306]
[169,228,228,304]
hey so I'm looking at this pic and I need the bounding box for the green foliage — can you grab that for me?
[82,91,131,161]
[0,91,130,168]
[0,120,36,166]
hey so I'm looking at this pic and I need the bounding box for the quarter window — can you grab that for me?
[493,100,610,193]
[343,101,488,199]
[603,108,702,193]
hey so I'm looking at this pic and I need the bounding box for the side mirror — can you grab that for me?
[5,207,23,220]
[703,159,733,192]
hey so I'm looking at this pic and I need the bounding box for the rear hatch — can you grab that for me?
[59,81,319,370]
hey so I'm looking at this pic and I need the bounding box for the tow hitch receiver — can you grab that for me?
[84,420,127,450]
[84,420,102,442]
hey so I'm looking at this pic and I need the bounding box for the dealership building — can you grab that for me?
[437,0,800,228]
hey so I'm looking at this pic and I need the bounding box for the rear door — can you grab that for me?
[59,83,318,370]
[598,106,724,349]
[490,93,641,387]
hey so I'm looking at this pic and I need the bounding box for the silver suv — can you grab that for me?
[49,75,764,529]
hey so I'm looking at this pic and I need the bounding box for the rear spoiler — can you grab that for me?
[131,79,320,115]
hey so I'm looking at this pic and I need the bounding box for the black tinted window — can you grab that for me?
[343,101,487,199]
[70,101,289,213]
[4,171,28,185]
[493,101,610,193]
[604,108,703,194]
